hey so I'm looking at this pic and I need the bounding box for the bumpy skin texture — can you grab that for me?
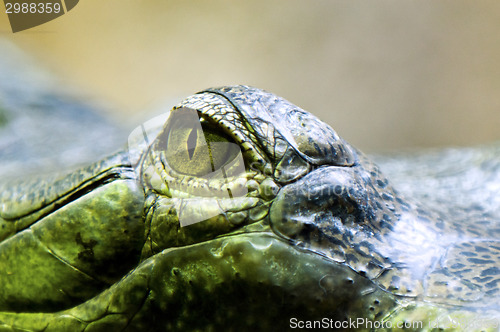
[0,86,499,331]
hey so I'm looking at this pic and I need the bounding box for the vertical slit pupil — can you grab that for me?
[207,141,215,172]
[187,128,198,159]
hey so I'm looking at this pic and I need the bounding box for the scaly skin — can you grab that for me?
[0,86,499,331]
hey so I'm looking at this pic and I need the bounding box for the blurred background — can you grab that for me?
[1,0,499,153]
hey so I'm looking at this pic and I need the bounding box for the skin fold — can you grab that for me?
[0,86,499,331]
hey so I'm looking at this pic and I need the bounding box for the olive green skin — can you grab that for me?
[0,86,499,331]
[0,155,144,312]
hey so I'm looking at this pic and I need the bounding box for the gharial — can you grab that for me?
[0,85,499,331]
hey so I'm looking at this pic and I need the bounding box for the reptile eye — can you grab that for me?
[164,108,241,176]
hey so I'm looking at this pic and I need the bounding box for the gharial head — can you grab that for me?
[1,85,498,331]
[128,85,492,312]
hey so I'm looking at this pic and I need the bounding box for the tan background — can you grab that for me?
[1,1,499,152]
